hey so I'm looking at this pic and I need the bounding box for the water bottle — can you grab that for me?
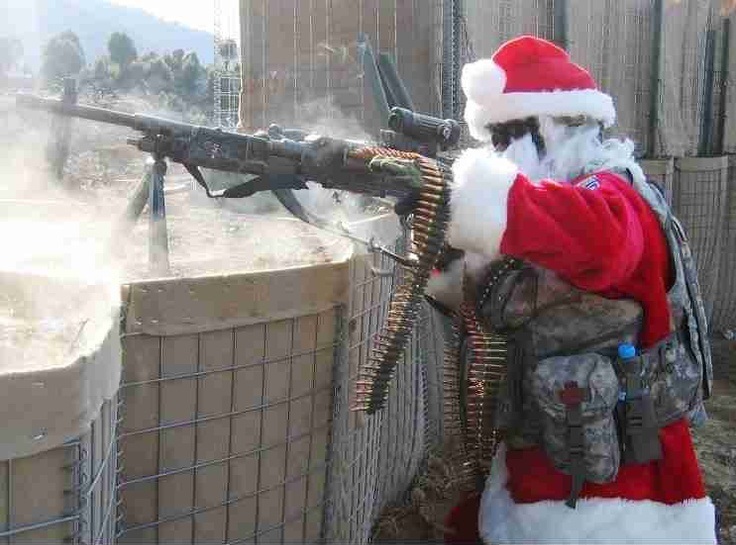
[617,343,636,403]
[617,342,662,464]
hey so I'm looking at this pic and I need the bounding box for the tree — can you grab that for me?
[93,57,111,81]
[164,49,185,73]
[41,31,85,82]
[179,51,204,95]
[145,57,172,93]
[122,59,146,89]
[108,32,137,68]
[0,37,23,76]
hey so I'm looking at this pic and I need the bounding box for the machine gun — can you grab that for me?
[17,92,458,200]
[15,74,459,416]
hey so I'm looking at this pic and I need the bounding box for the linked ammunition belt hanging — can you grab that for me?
[351,147,451,414]
[444,303,508,488]
[444,260,519,489]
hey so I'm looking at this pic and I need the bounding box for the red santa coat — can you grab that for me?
[444,149,716,544]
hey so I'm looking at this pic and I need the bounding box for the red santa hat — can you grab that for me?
[462,35,617,141]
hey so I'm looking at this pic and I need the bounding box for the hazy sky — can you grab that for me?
[106,0,237,35]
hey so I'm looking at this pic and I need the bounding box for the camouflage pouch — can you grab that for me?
[532,353,621,489]
[647,331,704,427]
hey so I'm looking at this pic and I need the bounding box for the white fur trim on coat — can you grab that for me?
[464,89,617,142]
[448,149,518,261]
[479,444,717,544]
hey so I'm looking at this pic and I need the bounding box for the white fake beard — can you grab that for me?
[498,116,643,183]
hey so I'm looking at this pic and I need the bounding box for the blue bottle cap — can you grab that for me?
[618,343,636,360]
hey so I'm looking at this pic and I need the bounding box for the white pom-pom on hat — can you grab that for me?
[461,59,507,105]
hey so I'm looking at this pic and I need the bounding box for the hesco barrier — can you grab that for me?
[710,156,736,334]
[115,232,445,544]
[670,156,729,325]
[116,262,347,543]
[642,154,736,336]
[0,396,119,545]
[0,272,121,545]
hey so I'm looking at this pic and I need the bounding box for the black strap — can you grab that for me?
[559,381,589,508]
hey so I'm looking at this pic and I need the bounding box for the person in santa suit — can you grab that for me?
[431,35,717,544]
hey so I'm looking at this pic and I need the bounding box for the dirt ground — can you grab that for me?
[374,338,736,544]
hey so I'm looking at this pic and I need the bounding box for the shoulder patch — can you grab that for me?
[577,175,600,190]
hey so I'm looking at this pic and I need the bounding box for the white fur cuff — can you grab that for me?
[479,445,717,544]
[447,149,519,261]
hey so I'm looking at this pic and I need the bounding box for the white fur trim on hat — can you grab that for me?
[448,148,519,261]
[478,444,717,544]
[465,88,617,142]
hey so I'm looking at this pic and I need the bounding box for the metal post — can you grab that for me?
[648,0,664,157]
[699,28,717,156]
[442,0,455,119]
[716,18,730,155]
[147,156,170,276]
[553,0,568,50]
[47,77,77,182]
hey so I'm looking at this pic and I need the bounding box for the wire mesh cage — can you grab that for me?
[672,156,729,323]
[116,265,345,544]
[641,157,676,206]
[566,0,656,153]
[113,217,445,545]
[0,394,119,545]
[722,12,736,153]
[710,155,736,334]
[323,246,435,544]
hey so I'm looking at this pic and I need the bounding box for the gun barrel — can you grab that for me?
[16,94,137,129]
[388,107,461,149]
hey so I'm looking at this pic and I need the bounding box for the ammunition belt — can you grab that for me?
[443,259,520,490]
[352,148,451,414]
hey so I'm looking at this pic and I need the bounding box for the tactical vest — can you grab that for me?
[471,172,713,507]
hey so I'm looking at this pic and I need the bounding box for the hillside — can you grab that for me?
[2,0,214,72]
